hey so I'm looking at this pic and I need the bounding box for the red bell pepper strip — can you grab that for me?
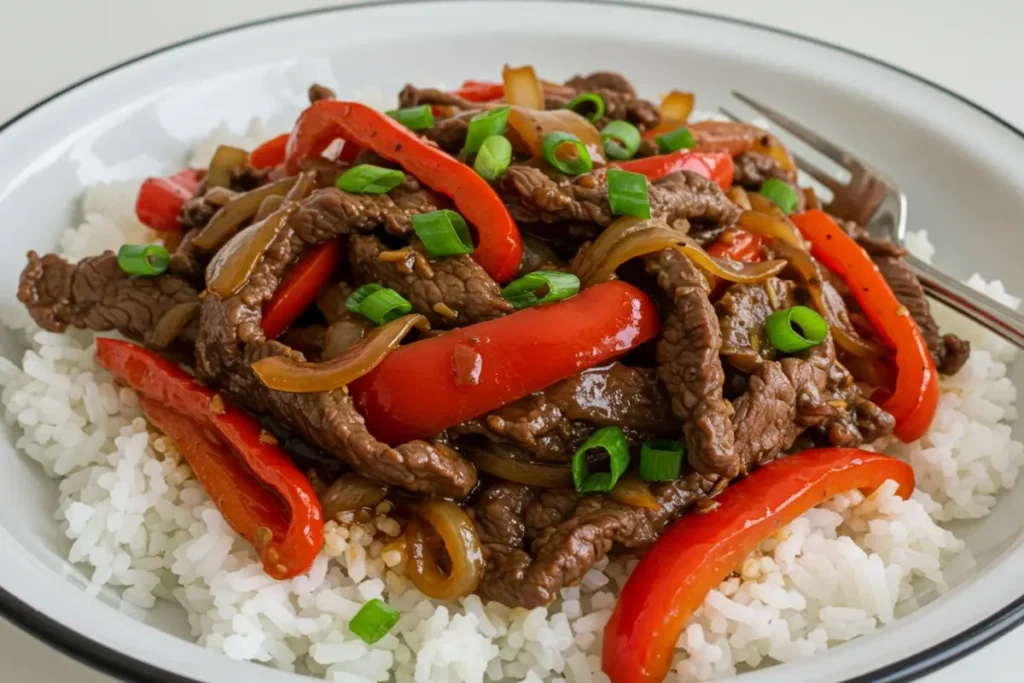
[95,339,324,579]
[262,240,343,340]
[250,133,290,170]
[285,101,523,282]
[135,168,202,232]
[790,210,939,442]
[706,228,764,264]
[452,80,506,102]
[603,448,914,683]
[349,280,659,444]
[612,151,734,191]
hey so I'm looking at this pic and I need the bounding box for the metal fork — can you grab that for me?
[723,92,1024,348]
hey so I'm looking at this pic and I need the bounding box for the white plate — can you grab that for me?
[2,1,1024,682]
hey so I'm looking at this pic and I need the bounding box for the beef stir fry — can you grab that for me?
[17,66,963,677]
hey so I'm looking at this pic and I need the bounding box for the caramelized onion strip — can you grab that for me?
[502,64,544,109]
[192,176,298,251]
[735,209,807,250]
[468,447,574,489]
[506,106,606,165]
[148,302,201,350]
[609,475,662,511]
[406,500,484,600]
[659,90,695,123]
[206,203,296,298]
[206,145,250,189]
[251,314,429,392]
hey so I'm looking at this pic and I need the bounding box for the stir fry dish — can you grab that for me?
[16,67,970,682]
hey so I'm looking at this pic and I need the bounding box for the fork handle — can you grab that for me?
[905,254,1024,348]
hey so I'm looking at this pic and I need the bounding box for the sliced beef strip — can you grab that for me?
[420,111,478,155]
[194,186,475,498]
[168,228,207,285]
[472,473,714,608]
[644,246,738,478]
[18,251,201,346]
[498,167,740,230]
[308,83,335,103]
[548,71,660,131]
[348,234,513,328]
[716,278,798,371]
[731,151,798,188]
[564,71,638,97]
[834,217,970,375]
[450,363,676,462]
[397,85,477,111]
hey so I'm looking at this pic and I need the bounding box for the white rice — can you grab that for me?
[1,108,1021,683]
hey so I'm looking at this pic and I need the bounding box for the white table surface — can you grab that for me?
[0,0,1020,680]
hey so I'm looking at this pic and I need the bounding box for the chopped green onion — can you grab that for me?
[639,440,685,482]
[117,244,170,277]
[656,126,695,153]
[759,178,799,215]
[564,92,606,124]
[345,284,413,325]
[541,132,593,175]
[474,135,513,181]
[572,426,630,493]
[463,106,510,156]
[500,271,580,310]
[411,209,474,256]
[764,305,828,353]
[349,598,400,644]
[601,121,641,161]
[606,169,651,219]
[336,164,406,194]
[385,105,434,131]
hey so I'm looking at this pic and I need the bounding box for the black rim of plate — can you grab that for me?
[2,1,1024,681]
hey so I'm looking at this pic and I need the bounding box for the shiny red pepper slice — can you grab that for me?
[95,339,324,579]
[706,228,765,264]
[603,448,915,683]
[135,168,202,232]
[249,133,290,170]
[285,100,523,282]
[348,281,659,444]
[452,80,506,102]
[612,151,734,190]
[262,240,343,340]
[791,210,939,441]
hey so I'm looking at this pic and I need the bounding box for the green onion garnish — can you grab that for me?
[656,126,696,153]
[463,106,510,156]
[639,439,685,482]
[474,135,513,181]
[564,92,606,124]
[601,121,641,161]
[385,105,435,131]
[349,598,400,644]
[411,209,474,257]
[764,305,828,353]
[117,244,170,277]
[541,132,593,175]
[606,169,651,219]
[759,178,799,215]
[345,284,414,325]
[572,426,630,493]
[336,164,406,194]
[500,271,580,310]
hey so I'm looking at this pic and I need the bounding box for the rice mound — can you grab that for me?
[1,117,1021,683]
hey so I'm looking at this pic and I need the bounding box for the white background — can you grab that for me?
[0,0,1019,680]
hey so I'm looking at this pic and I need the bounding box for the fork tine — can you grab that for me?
[732,91,855,169]
[717,106,742,122]
[791,152,845,196]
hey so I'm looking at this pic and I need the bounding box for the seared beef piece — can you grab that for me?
[179,193,225,230]
[835,217,970,375]
[18,251,201,346]
[450,363,676,462]
[548,71,660,131]
[308,83,335,103]
[420,111,478,155]
[349,235,513,328]
[645,247,738,478]
[398,85,477,111]
[732,151,797,188]
[716,278,798,370]
[565,71,638,97]
[472,474,714,608]
[168,229,207,285]
[194,185,475,498]
[499,168,740,230]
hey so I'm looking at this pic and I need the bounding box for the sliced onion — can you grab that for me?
[608,474,661,511]
[572,215,646,285]
[774,241,887,358]
[735,209,807,250]
[255,194,285,222]
[506,107,606,166]
[322,317,373,360]
[576,220,787,288]
[517,235,562,276]
[148,302,201,349]
[206,203,296,298]
[659,90,695,123]
[206,145,250,189]
[320,473,389,519]
[727,186,753,211]
[250,314,428,392]
[502,64,544,109]
[468,447,573,488]
[406,500,484,600]
[193,176,298,250]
